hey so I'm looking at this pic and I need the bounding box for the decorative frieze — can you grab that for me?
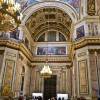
[6,52,16,58]
[78,52,87,57]
[0,39,32,61]
[88,23,99,36]
[32,56,71,62]
[74,37,100,50]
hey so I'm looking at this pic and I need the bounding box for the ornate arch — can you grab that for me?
[22,1,78,25]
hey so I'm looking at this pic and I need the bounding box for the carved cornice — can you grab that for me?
[0,39,33,61]
[88,49,100,54]
[75,16,99,25]
[74,37,100,50]
[32,55,71,62]
[1,37,100,62]
[19,43,33,61]
[0,39,72,63]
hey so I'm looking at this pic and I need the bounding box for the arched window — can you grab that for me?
[37,33,45,42]
[47,31,56,42]
[59,33,66,41]
[37,31,66,42]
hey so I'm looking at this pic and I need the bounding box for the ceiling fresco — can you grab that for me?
[18,0,80,12]
[64,0,80,12]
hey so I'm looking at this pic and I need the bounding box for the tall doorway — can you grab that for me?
[43,75,57,100]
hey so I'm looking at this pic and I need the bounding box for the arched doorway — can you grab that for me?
[43,75,57,100]
[22,1,78,98]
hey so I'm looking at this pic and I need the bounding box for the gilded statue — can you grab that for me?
[87,0,95,15]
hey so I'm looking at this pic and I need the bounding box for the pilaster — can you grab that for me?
[0,47,18,96]
[74,47,92,99]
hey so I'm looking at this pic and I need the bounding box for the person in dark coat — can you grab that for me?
[18,95,24,100]
[58,97,61,100]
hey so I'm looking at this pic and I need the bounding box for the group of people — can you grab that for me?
[48,97,69,100]
[32,96,42,100]
[17,95,88,100]
[18,96,43,100]
[18,96,67,100]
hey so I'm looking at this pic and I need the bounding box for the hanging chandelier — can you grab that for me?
[40,9,52,78]
[40,62,52,78]
[0,0,22,32]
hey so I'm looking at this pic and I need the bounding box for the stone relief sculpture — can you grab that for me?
[88,23,98,36]
[87,0,95,15]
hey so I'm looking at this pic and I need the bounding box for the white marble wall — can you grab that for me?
[30,65,72,95]
[0,48,18,96]
[75,47,91,99]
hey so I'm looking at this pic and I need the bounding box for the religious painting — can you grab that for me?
[76,25,85,39]
[2,60,15,93]
[78,60,89,94]
[21,0,80,12]
[21,0,38,10]
[64,0,80,12]
[37,47,66,55]
[10,28,19,40]
[87,0,95,15]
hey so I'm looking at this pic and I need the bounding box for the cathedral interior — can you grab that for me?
[0,0,100,100]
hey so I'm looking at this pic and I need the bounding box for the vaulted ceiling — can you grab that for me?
[25,7,72,40]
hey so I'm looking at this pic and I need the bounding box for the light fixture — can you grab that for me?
[40,62,52,78]
[0,0,22,32]
[40,52,52,78]
[40,10,52,78]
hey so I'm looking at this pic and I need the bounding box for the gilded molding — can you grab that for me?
[0,39,72,62]
[19,43,32,61]
[74,37,100,50]
[32,55,71,62]
[25,7,72,39]
[0,40,33,61]
[1,37,100,62]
